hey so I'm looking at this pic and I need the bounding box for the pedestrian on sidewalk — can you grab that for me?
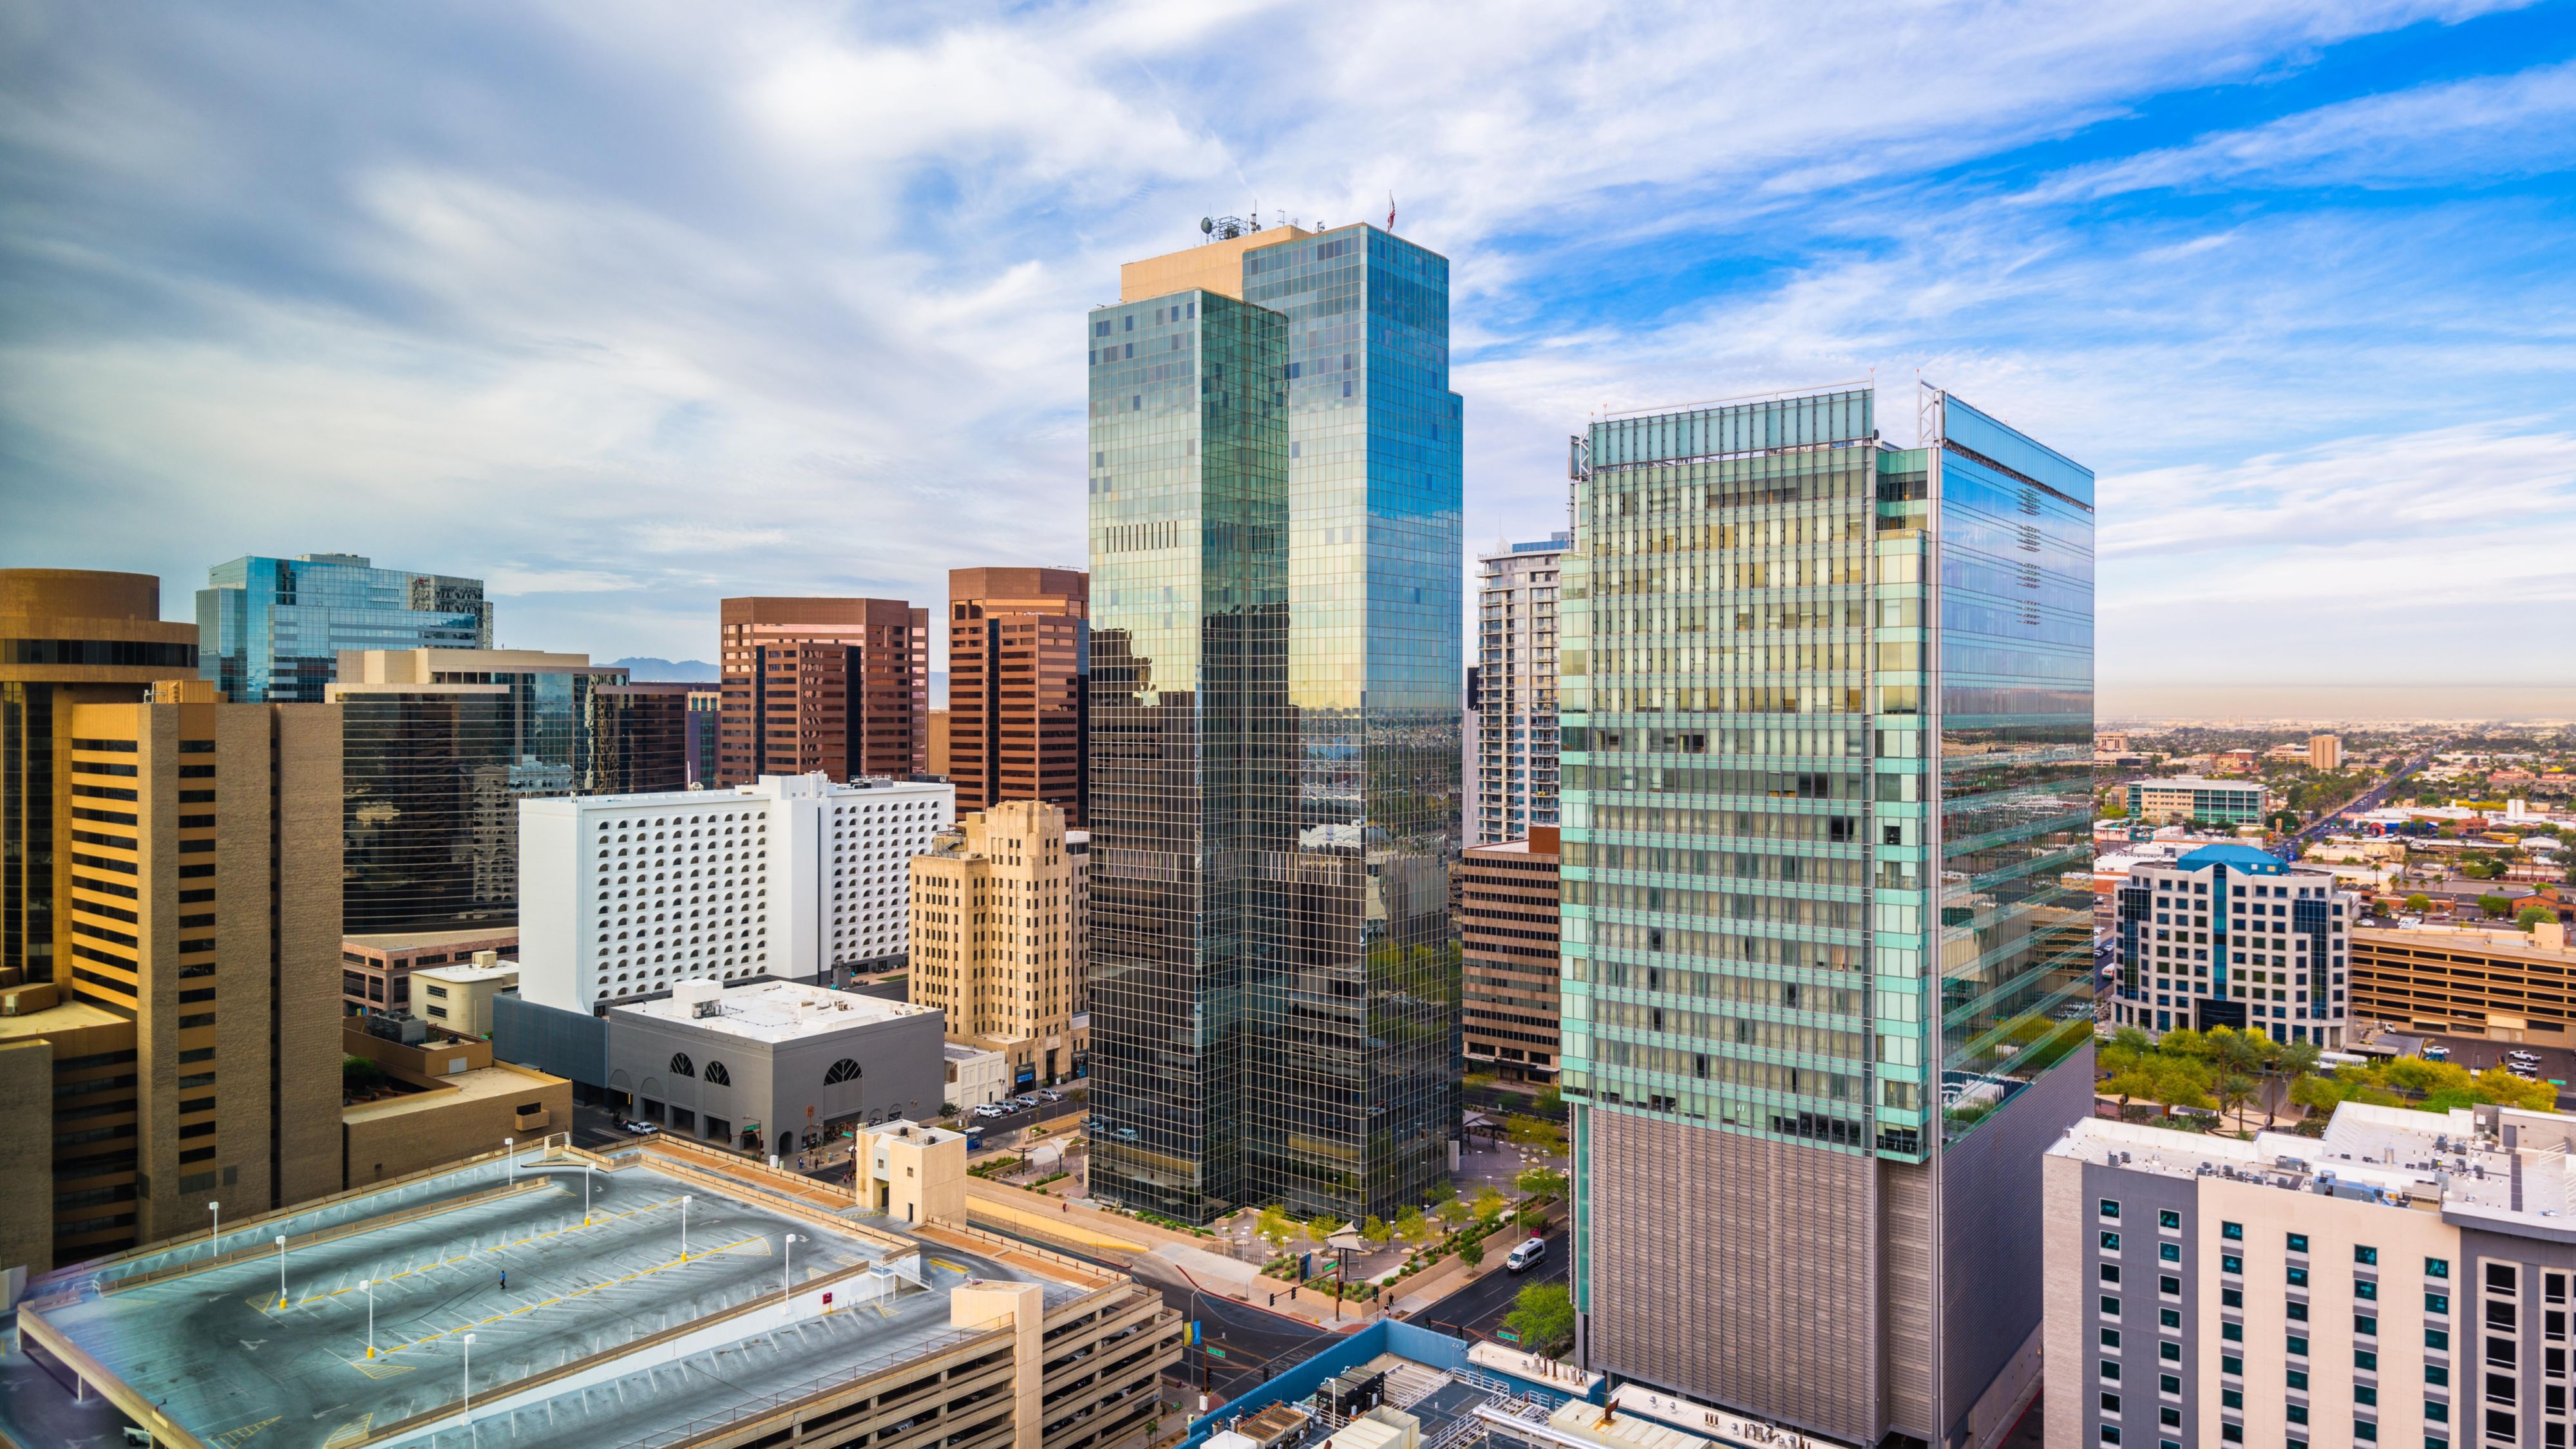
[500,1270,507,1291]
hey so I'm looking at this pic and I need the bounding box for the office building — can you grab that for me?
[926,706,952,777]
[1464,665,1483,842]
[4,677,341,1276]
[605,977,944,1155]
[2108,843,2358,1045]
[593,679,694,795]
[1084,219,1463,1225]
[947,567,1088,823]
[1560,386,2095,1448]
[1474,535,1567,846]
[0,569,198,988]
[10,1143,1182,1449]
[717,596,927,786]
[328,647,643,935]
[2128,777,2269,828]
[2351,918,2575,1043]
[408,954,519,1037]
[944,1040,1010,1110]
[686,685,721,786]
[2311,733,2344,772]
[516,772,954,1012]
[910,799,1086,1090]
[1459,826,1562,1080]
[196,553,489,703]
[2045,1103,2576,1449]
[339,925,518,1018]
[340,1021,568,1187]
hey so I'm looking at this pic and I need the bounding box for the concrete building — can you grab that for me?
[1562,386,2096,1448]
[517,772,952,1011]
[2352,919,2576,1044]
[2045,1103,2576,1449]
[1459,827,1561,1081]
[412,956,520,1037]
[2128,777,2269,828]
[196,552,489,703]
[851,1118,969,1224]
[2309,733,2343,772]
[1,676,342,1277]
[329,647,653,936]
[943,1041,1010,1110]
[1473,535,1566,846]
[6,1142,1182,1449]
[911,800,1084,1090]
[947,567,1088,824]
[340,1023,569,1187]
[685,683,721,786]
[717,596,928,785]
[927,706,953,777]
[606,978,945,1156]
[2108,843,2358,1045]
[1086,219,1462,1226]
[0,569,199,989]
[340,926,518,1019]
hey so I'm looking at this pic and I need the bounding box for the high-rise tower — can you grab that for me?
[1562,385,2094,1448]
[716,598,927,786]
[1085,220,1463,1224]
[945,567,1088,823]
[1473,533,1568,845]
[196,554,489,703]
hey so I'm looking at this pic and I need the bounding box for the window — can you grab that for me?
[2159,1209,2181,1230]
[2162,1309,2182,1329]
[2101,1198,2121,1220]
[2427,1328,2450,1350]
[2356,1349,2378,1370]
[2427,1365,2449,1387]
[2101,1265,2123,1285]
[2101,1295,2122,1317]
[2220,1253,2240,1273]
[2161,1341,2182,1363]
[2222,1221,2244,1240]
[2488,1262,2519,1293]
[2161,1276,2182,1296]
[2356,1315,2378,1337]
[2289,1265,2310,1286]
[2163,1244,2183,1264]
[2103,1231,2122,1251]
[2286,1334,2307,1356]
[2101,1328,2123,1349]
[2356,1245,2379,1265]
[702,1060,730,1086]
[2287,1369,2309,1390]
[669,1052,694,1077]
[2221,1354,2243,1377]
[2101,1359,2121,1382]
[825,1058,862,1084]
[2288,1233,2311,1253]
[2428,1256,2451,1279]
[2356,1278,2378,1301]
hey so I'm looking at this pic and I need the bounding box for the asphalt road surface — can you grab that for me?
[2289,750,2434,848]
[1118,1255,1337,1407]
[1406,1240,1565,1343]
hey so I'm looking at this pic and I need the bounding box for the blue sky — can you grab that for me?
[5,1,2572,715]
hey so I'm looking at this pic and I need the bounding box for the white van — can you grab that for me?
[1506,1237,1548,1274]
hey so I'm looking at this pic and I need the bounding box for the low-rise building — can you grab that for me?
[1458,827,1560,1080]
[340,1024,571,1188]
[2351,919,2576,1044]
[341,927,519,1018]
[944,1041,1009,1110]
[850,1119,968,1225]
[2128,777,2270,827]
[517,772,954,1012]
[412,956,518,1037]
[2108,843,2357,1045]
[2310,733,2343,771]
[605,977,943,1157]
[2045,1102,2576,1449]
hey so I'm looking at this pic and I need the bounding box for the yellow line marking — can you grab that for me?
[323,1410,377,1444]
[264,1196,676,1316]
[352,1231,762,1367]
[214,1416,283,1447]
[929,1258,971,1274]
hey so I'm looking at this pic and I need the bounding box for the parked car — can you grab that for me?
[1039,1088,1067,1103]
[1012,1095,1040,1110]
[2422,1045,2450,1061]
[1506,1238,1548,1274]
[971,1103,1008,1119]
[621,1120,660,1136]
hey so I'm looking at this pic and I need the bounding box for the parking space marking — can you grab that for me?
[354,1232,763,1366]
[258,1193,676,1316]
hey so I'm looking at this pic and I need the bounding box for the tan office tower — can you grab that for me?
[1458,826,1562,1081]
[946,568,1087,823]
[909,800,1082,1090]
[2310,732,2343,771]
[1,570,200,987]
[925,709,952,778]
[4,677,341,1279]
[717,598,927,786]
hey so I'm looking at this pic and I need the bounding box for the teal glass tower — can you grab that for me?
[198,553,491,702]
[1560,386,2093,1447]
[1086,222,1463,1224]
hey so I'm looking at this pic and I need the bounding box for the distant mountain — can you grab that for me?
[609,657,719,681]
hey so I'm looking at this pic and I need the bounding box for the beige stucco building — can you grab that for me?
[340,1024,569,1188]
[911,800,1084,1089]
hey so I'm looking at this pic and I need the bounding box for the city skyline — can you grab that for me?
[5,4,2571,702]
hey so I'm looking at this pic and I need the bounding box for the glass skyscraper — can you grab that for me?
[1086,222,1463,1225]
[198,553,491,702]
[1560,386,2093,1447]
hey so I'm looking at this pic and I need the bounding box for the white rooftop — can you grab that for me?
[413,961,521,986]
[615,978,935,1043]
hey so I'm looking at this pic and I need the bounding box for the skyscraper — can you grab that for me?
[1085,220,1462,1224]
[716,598,927,786]
[945,567,1087,823]
[909,799,1085,1090]
[1,570,199,987]
[1561,385,2094,1448]
[1473,533,1568,845]
[196,553,490,703]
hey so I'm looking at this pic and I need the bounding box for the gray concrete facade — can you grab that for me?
[604,990,942,1156]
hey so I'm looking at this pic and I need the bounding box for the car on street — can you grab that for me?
[1039,1088,1067,1103]
[2423,1045,2450,1061]
[621,1120,660,1136]
[971,1103,1009,1119]
[1506,1238,1548,1274]
[1012,1095,1040,1110]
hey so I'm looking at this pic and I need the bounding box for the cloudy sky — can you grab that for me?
[5,1,2573,716]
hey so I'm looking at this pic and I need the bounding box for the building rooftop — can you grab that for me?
[412,960,521,986]
[2052,1101,2576,1238]
[6,1142,1087,1449]
[0,996,126,1044]
[532,773,951,811]
[341,1059,557,1128]
[344,927,521,952]
[616,978,936,1043]
[2173,842,2287,873]
[944,1041,1001,1062]
[2358,921,2575,959]
[2133,777,2265,791]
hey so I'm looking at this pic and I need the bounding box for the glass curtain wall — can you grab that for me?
[198,555,489,703]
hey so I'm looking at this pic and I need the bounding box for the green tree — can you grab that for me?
[1532,1084,1565,1117]
[1436,1197,1475,1232]
[1361,1215,1392,1247]
[1457,1238,1485,1270]
[2520,905,2556,931]
[1505,1113,1567,1153]
[1392,1206,1430,1243]
[1515,1166,1569,1200]
[1472,1185,1510,1221]
[342,1055,388,1092]
[1305,1214,1342,1245]
[1504,1283,1576,1356]
[2479,893,2514,920]
[2405,893,2432,913]
[2217,1073,2258,1128]
[1256,1206,1299,1251]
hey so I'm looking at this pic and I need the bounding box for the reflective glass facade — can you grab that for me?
[1561,386,2092,1444]
[1087,224,1463,1224]
[198,554,490,703]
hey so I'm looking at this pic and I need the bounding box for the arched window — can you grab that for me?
[824,1058,862,1085]
[703,1060,731,1086]
[669,1052,694,1077]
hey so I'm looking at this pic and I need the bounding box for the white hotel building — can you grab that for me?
[518,773,952,1012]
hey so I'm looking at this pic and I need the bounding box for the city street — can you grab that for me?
[1405,1240,1564,1343]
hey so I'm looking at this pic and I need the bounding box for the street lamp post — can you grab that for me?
[782,1233,801,1308]
[583,1162,592,1224]
[274,1234,289,1311]
[461,1332,477,1432]
[207,1200,220,1260]
[504,1137,515,1185]
[679,1193,692,1260]
[361,1278,376,1359]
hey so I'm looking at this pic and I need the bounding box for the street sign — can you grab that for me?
[1497,1329,1520,1342]
[1206,1347,1227,1359]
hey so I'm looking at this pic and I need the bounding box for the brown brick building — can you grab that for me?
[717,598,927,785]
[1458,825,1561,1079]
[945,568,1086,823]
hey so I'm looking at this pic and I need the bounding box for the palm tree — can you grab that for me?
[2217,1073,2258,1132]
[2275,1039,2323,1126]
